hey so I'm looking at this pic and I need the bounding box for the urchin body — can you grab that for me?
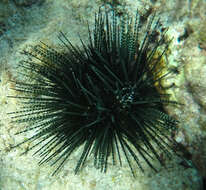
[9,9,179,177]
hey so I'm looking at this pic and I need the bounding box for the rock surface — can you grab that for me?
[0,0,205,189]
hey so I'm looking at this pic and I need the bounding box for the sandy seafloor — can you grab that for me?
[0,0,206,189]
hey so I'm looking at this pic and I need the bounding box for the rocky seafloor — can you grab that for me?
[0,0,205,189]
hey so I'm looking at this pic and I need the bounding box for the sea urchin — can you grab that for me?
[9,8,180,177]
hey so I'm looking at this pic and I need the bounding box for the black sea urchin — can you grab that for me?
[9,9,180,177]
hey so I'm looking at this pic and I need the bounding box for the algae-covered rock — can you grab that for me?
[0,0,205,189]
